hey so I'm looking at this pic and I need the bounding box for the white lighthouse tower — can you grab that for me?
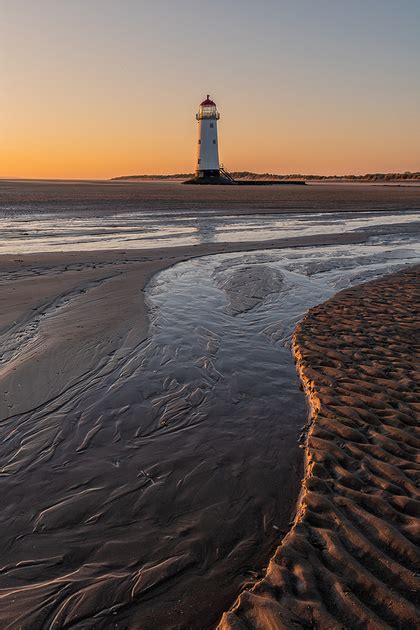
[195,95,221,179]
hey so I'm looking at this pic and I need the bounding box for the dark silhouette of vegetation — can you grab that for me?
[112,171,420,182]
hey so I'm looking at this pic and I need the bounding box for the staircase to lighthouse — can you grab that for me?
[184,95,235,185]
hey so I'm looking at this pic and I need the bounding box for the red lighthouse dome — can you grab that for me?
[200,95,216,106]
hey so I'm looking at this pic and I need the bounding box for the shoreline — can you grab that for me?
[1,180,419,220]
[220,265,419,629]
[0,232,338,627]
[2,178,419,185]
[0,230,365,418]
[1,236,418,628]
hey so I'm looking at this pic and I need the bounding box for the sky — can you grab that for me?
[1,0,419,179]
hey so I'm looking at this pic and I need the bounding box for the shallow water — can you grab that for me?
[1,181,419,626]
[1,177,419,255]
[1,228,419,627]
[1,208,419,253]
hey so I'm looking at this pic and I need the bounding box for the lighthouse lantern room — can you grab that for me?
[195,95,220,179]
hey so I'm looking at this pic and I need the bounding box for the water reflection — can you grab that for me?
[0,236,418,628]
[1,210,419,253]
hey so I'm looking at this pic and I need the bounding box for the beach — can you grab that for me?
[3,0,420,624]
[0,181,419,628]
[0,230,375,419]
[221,266,419,629]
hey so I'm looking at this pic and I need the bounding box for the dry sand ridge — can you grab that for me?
[221,266,419,629]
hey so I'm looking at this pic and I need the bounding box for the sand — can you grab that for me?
[1,179,420,217]
[0,230,364,419]
[1,203,419,627]
[0,230,369,628]
[220,266,419,629]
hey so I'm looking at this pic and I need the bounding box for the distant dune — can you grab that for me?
[111,171,420,182]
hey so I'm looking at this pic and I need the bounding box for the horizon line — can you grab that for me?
[1,170,419,183]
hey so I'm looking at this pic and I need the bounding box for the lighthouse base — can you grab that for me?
[184,169,236,185]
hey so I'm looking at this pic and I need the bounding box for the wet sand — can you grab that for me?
[1,179,420,217]
[3,181,419,255]
[220,266,419,629]
[1,180,419,627]
[0,231,372,629]
[0,231,365,419]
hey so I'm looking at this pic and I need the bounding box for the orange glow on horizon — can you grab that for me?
[1,3,419,180]
[2,107,419,180]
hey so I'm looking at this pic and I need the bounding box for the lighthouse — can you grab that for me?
[195,95,220,178]
[184,95,306,186]
[184,95,235,184]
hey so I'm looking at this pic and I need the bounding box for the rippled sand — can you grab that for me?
[221,266,419,629]
[1,181,419,628]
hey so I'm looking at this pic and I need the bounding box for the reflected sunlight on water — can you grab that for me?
[1,209,419,254]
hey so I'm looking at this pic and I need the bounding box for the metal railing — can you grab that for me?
[196,106,220,120]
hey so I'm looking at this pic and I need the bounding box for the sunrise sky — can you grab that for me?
[1,0,419,179]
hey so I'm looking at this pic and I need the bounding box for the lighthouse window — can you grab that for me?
[213,140,216,144]
[198,139,201,144]
[209,123,214,128]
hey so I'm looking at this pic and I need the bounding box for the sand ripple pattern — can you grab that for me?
[220,266,419,629]
[1,243,419,628]
[0,253,309,629]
